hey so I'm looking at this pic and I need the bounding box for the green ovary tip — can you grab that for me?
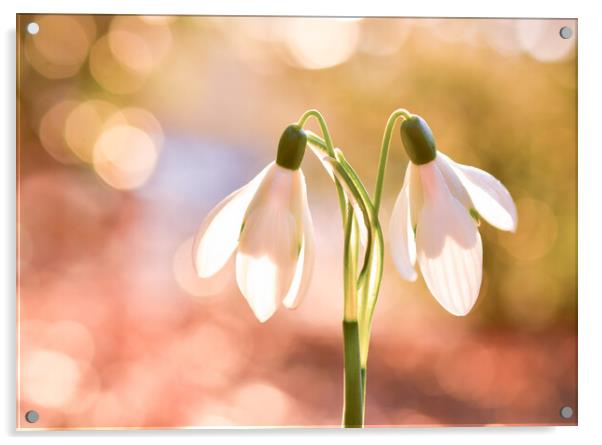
[276,124,307,170]
[400,115,437,165]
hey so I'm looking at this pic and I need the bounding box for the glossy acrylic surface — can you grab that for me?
[16,15,577,429]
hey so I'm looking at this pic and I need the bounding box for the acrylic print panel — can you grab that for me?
[16,14,577,429]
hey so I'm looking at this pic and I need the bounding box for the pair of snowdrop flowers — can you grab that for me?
[192,115,517,321]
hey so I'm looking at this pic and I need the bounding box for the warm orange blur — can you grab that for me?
[17,15,577,428]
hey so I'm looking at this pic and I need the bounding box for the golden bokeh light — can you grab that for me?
[483,20,523,57]
[139,15,177,26]
[89,36,147,95]
[65,100,118,163]
[283,18,360,70]
[358,19,411,56]
[108,30,156,74]
[92,125,159,190]
[109,16,173,73]
[105,107,165,147]
[38,100,80,164]
[24,15,96,79]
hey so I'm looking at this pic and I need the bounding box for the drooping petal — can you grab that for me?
[283,171,315,309]
[415,161,483,316]
[192,164,271,294]
[438,152,517,232]
[388,163,417,281]
[408,162,423,230]
[236,164,304,322]
[435,153,472,209]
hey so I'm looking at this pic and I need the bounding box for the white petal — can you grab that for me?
[236,164,304,322]
[388,163,417,281]
[192,164,271,293]
[416,162,483,316]
[408,163,423,229]
[435,154,472,209]
[282,172,315,309]
[439,152,517,232]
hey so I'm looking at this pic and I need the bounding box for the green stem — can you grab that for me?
[298,109,335,156]
[355,109,410,368]
[298,110,346,220]
[342,320,363,428]
[298,111,365,428]
[343,205,359,321]
[297,109,414,428]
[373,109,412,213]
[306,132,383,369]
[361,366,367,419]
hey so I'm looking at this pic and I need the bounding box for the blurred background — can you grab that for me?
[16,15,577,428]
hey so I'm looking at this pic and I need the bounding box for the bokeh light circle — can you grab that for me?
[89,36,147,95]
[65,100,118,163]
[93,125,159,190]
[38,100,80,164]
[283,18,360,70]
[105,107,165,147]
[108,16,173,73]
[24,15,96,79]
[516,20,576,62]
[22,349,81,408]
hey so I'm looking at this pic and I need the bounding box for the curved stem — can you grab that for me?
[298,110,365,428]
[336,152,384,366]
[299,111,346,220]
[373,109,412,214]
[333,150,379,284]
[297,108,415,428]
[306,132,377,317]
[306,134,383,326]
[355,109,411,370]
[298,109,337,158]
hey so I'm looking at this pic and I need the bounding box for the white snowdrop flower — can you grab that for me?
[389,115,517,316]
[192,125,314,322]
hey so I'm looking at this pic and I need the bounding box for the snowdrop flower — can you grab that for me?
[389,115,517,316]
[192,125,314,322]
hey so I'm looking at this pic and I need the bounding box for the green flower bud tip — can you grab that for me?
[276,124,307,170]
[400,115,437,165]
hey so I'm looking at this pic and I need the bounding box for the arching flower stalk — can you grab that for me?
[191,108,516,428]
